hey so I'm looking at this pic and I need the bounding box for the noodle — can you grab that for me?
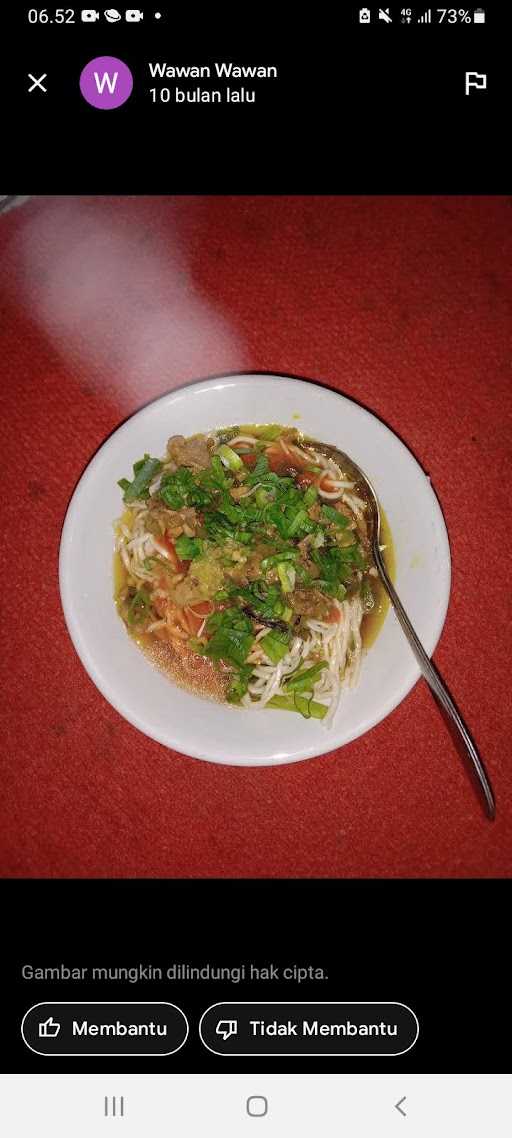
[113,424,386,726]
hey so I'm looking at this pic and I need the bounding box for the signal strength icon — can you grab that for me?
[418,8,432,20]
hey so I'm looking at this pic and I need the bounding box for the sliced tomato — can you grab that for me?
[172,607,192,635]
[328,605,342,623]
[264,445,292,474]
[318,472,338,493]
[154,533,180,569]
[153,592,169,618]
[240,452,258,468]
[266,440,312,476]
[185,600,214,636]
[188,601,214,617]
[296,471,318,488]
[160,532,189,573]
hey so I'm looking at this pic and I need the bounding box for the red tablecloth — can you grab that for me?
[2,195,511,878]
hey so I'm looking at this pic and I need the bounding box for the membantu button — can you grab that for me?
[21,1002,189,1056]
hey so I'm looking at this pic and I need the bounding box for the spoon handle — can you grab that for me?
[372,544,496,819]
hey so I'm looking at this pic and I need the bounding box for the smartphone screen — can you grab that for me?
[1,5,510,1134]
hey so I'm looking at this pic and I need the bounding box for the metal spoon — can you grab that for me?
[310,440,496,820]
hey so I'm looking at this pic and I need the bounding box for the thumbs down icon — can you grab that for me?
[38,1017,61,1038]
[216,1019,238,1040]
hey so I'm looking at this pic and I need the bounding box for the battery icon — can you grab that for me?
[473,8,485,21]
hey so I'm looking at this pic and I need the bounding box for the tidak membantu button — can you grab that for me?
[199,1002,419,1056]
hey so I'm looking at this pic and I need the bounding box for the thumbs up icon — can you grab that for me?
[38,1017,61,1038]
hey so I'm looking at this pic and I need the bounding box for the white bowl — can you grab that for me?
[59,375,451,766]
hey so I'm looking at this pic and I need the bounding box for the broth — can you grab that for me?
[113,424,397,711]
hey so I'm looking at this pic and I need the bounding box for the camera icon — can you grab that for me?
[125,8,143,18]
[81,8,100,19]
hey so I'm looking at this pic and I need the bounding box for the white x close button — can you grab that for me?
[28,73,47,93]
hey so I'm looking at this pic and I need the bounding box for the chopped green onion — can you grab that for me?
[268,693,328,720]
[256,424,282,440]
[226,664,253,704]
[314,579,347,600]
[119,456,162,503]
[126,587,152,625]
[216,444,243,471]
[204,607,254,668]
[278,562,296,593]
[174,535,203,560]
[336,529,357,548]
[159,467,212,510]
[261,549,298,572]
[285,508,308,537]
[209,454,230,486]
[217,493,240,524]
[294,564,312,585]
[260,631,290,664]
[246,454,271,484]
[255,488,271,508]
[321,504,350,528]
[284,661,328,692]
[303,485,318,507]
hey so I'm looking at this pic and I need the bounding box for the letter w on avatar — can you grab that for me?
[94,71,119,94]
